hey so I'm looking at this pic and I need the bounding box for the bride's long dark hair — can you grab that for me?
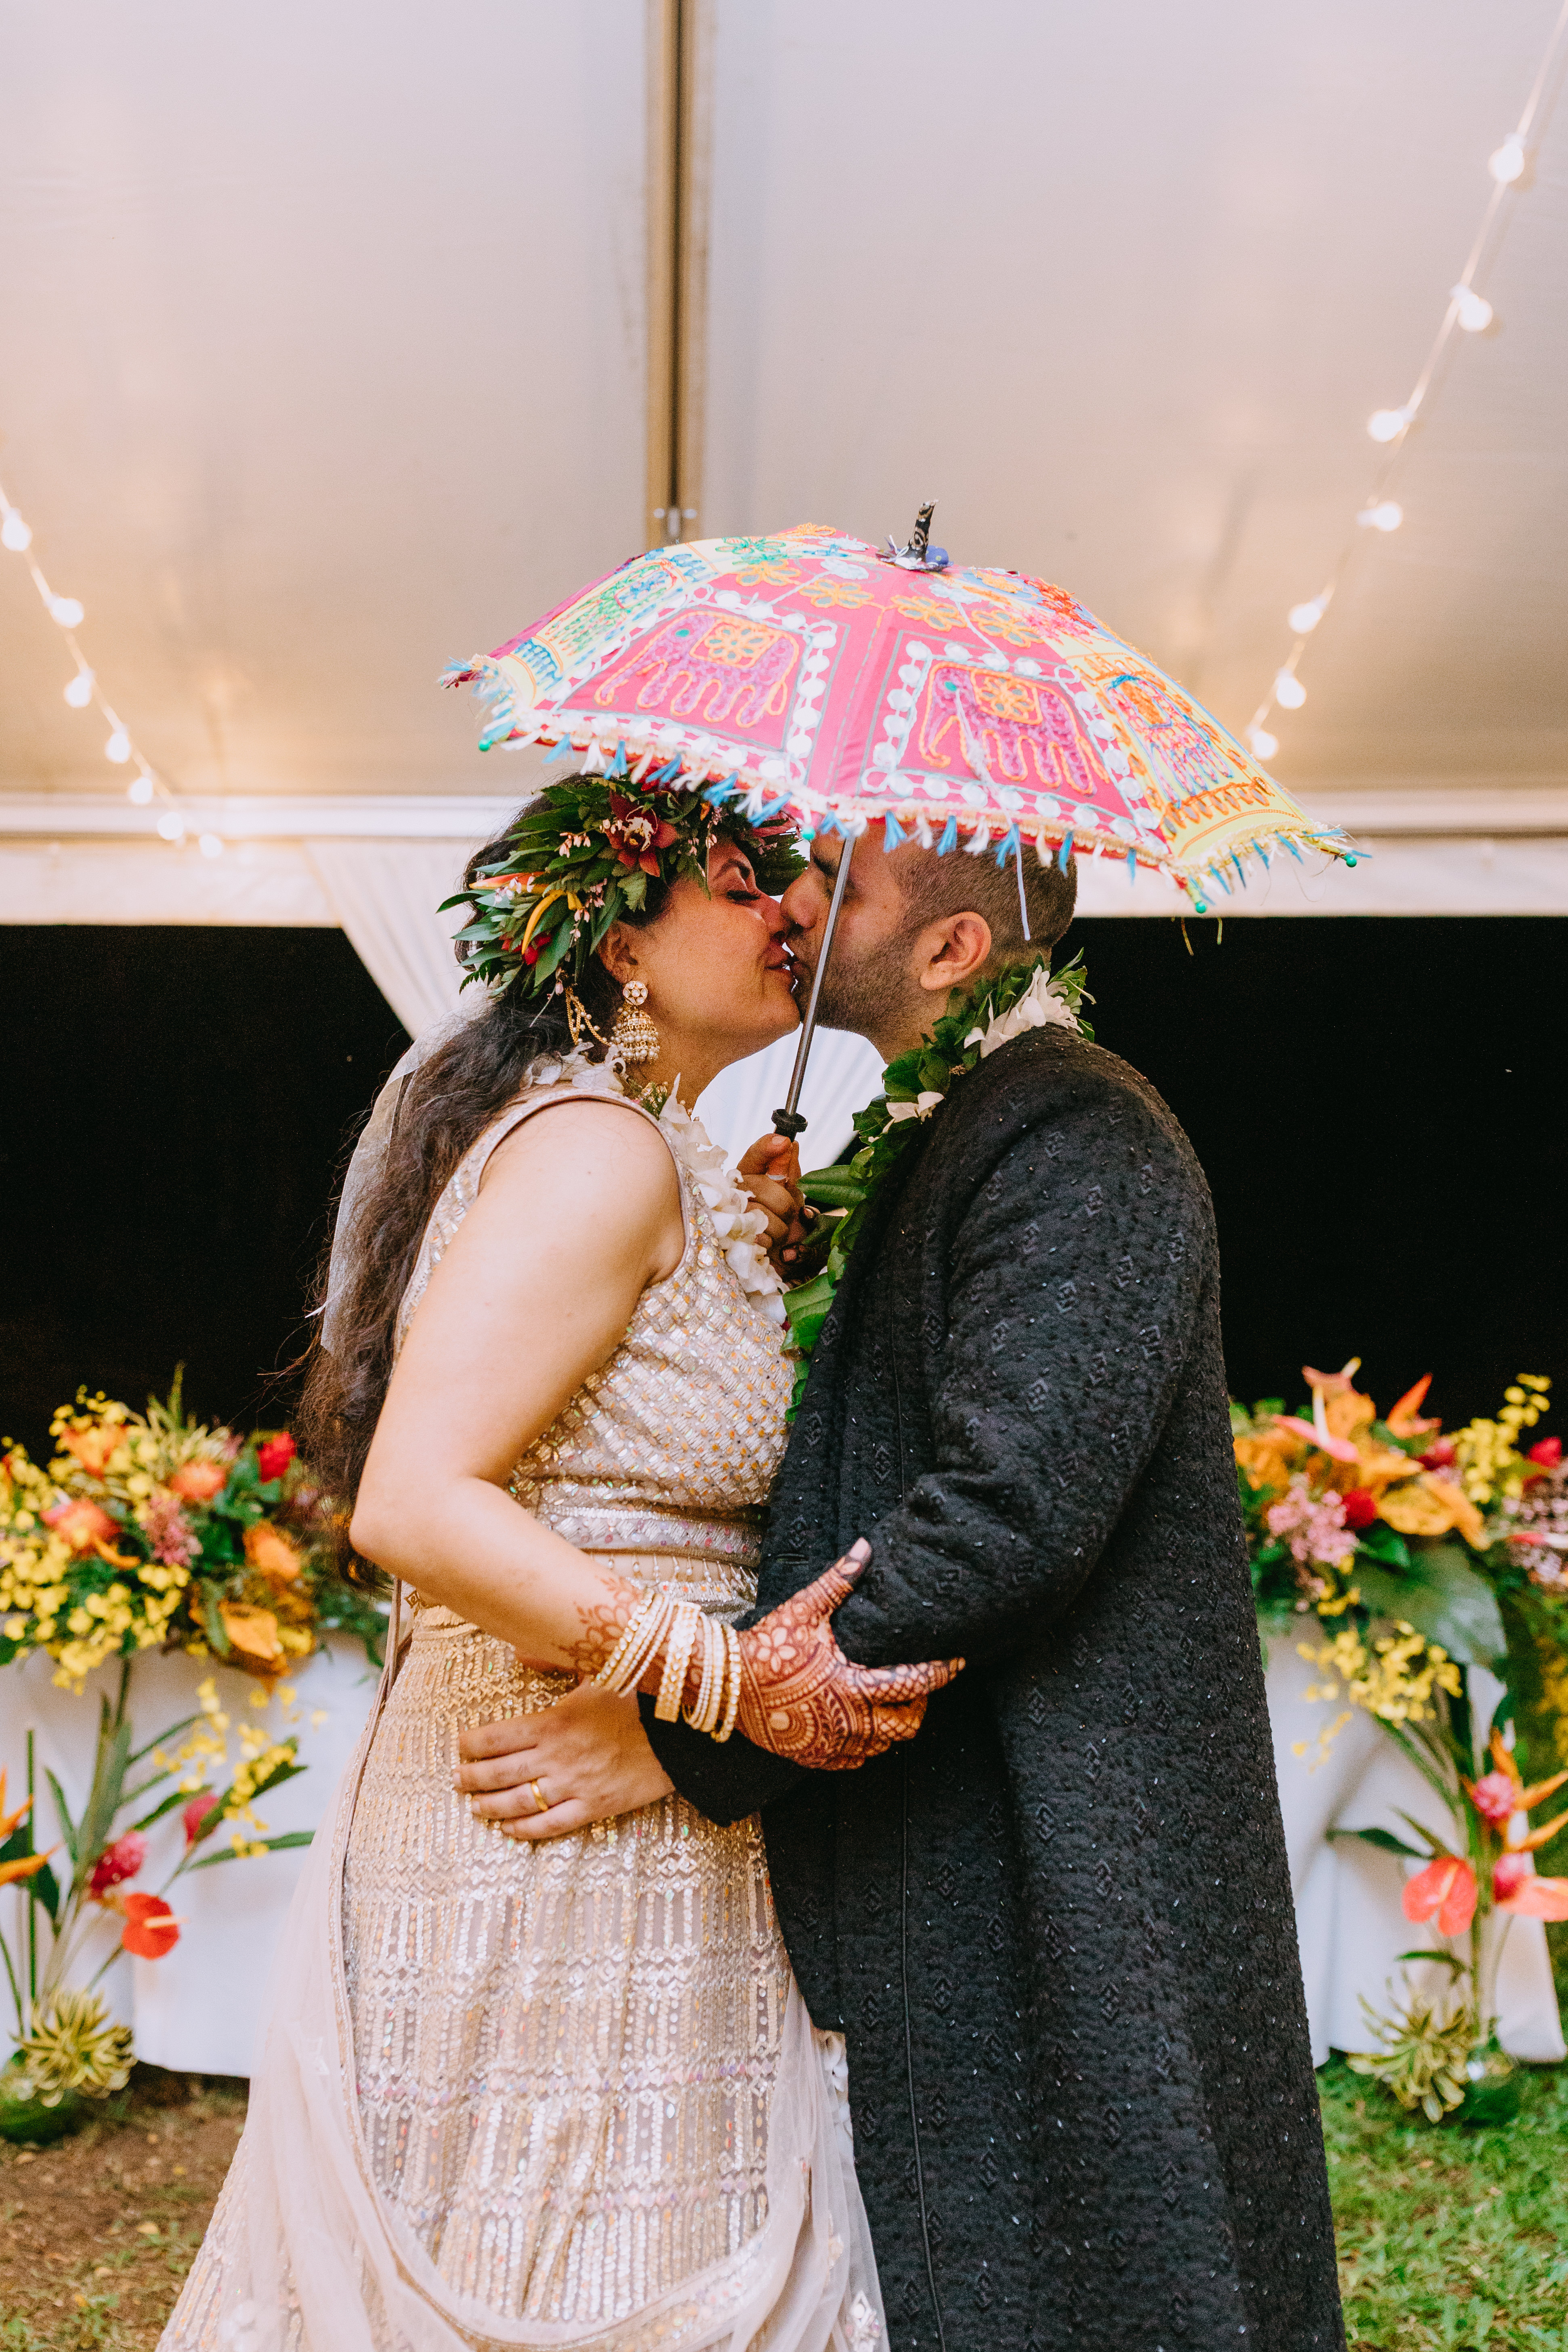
[296,791,669,1547]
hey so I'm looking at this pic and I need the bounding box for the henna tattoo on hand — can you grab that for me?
[736,1543,964,1769]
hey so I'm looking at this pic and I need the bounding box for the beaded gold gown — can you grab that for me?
[161,1085,883,2352]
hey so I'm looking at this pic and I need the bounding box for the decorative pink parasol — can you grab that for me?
[448,514,1354,1133]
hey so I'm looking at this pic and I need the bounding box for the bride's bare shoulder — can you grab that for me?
[479,1093,681,1223]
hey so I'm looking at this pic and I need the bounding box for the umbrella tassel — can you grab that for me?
[993,823,1020,868]
[1281,834,1304,863]
[1125,849,1138,885]
[937,815,959,854]
[607,741,629,779]
[882,811,907,849]
[1057,828,1075,872]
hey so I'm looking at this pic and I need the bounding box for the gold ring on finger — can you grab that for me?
[529,1778,549,1814]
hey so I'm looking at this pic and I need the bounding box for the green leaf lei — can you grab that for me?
[439,752,803,1001]
[783,953,1093,1412]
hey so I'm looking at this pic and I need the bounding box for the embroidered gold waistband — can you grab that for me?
[520,1485,764,1568]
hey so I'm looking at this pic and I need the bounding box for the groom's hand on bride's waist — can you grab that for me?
[454,1682,675,1842]
[737,1541,965,1769]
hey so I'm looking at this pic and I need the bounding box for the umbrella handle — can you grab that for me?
[772,829,857,1138]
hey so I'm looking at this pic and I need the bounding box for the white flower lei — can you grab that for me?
[884,965,1082,1124]
[535,1046,787,1331]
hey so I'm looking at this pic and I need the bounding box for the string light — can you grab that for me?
[198,834,225,860]
[1452,285,1494,332]
[1243,0,1568,764]
[0,467,208,849]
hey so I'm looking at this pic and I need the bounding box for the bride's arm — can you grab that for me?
[350,1098,683,1666]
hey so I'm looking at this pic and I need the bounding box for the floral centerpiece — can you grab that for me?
[1234,1359,1567,2122]
[1,1381,383,1689]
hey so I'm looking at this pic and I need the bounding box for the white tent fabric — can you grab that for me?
[304,840,476,1037]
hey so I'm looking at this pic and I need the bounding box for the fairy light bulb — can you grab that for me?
[1489,133,1526,184]
[1247,726,1279,761]
[1367,407,1413,443]
[1,508,32,552]
[128,773,155,805]
[104,728,131,763]
[48,593,84,628]
[156,811,185,841]
[1358,500,1404,532]
[1288,598,1326,635]
[63,668,94,708]
[1273,670,1307,710]
[198,833,225,860]
[1452,285,1493,332]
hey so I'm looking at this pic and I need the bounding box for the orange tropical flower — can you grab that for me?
[59,1424,123,1475]
[219,1601,283,1662]
[244,1523,302,1584]
[0,1768,53,1889]
[1402,1854,1478,1937]
[42,1497,118,1552]
[1386,1376,1444,1438]
[168,1460,227,1503]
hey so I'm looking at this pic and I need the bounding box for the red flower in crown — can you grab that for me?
[603,793,680,876]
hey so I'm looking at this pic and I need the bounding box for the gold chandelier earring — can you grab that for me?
[609,976,660,1067]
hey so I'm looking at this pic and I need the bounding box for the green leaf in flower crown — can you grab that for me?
[1352,1545,1506,1665]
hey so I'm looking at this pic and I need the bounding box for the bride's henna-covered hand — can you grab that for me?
[736,1539,963,1769]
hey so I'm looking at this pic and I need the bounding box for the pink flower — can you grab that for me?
[1494,1853,1568,1919]
[1402,1854,1478,1937]
[1265,1476,1358,1573]
[140,1489,200,1568]
[88,1832,146,1899]
[1468,1772,1518,1827]
[256,1432,297,1483]
[182,1791,220,1847]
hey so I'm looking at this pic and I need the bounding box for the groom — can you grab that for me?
[460,827,1343,2351]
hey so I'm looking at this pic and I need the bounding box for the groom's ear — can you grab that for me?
[915,911,993,995]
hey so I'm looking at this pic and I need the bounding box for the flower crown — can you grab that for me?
[442,750,803,999]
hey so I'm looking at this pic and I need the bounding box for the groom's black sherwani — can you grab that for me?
[644,1025,1343,2352]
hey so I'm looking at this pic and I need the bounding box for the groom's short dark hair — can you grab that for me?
[894,839,1077,974]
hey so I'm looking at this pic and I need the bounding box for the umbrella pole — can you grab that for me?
[772,830,856,1138]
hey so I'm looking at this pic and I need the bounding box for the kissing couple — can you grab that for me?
[163,776,1343,2352]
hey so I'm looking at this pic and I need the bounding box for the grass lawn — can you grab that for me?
[4,2045,1568,2348]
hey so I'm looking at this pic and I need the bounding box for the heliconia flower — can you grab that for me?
[256,1432,297,1483]
[0,1850,52,1890]
[1467,1771,1519,1826]
[0,1768,32,1844]
[244,1522,301,1583]
[182,1791,221,1847]
[1385,1375,1444,1438]
[42,1497,118,1552]
[1402,1854,1478,1937]
[121,1892,181,1959]
[1493,1852,1568,1919]
[88,1833,146,1898]
[168,1460,227,1503]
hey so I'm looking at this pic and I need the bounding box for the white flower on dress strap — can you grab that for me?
[964,963,1081,1058]
[655,1094,788,1331]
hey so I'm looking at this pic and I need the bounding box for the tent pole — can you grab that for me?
[646,0,709,548]
[773,832,855,1138]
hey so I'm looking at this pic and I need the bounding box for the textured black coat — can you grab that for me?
[645,1028,1343,2352]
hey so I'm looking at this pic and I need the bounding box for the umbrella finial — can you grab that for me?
[884,500,949,572]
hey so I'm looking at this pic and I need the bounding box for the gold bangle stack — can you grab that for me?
[654,1600,703,1722]
[593,1586,743,1743]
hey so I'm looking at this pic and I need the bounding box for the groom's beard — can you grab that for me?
[787,920,924,1048]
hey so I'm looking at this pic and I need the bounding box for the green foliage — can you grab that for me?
[1353,1545,1507,1669]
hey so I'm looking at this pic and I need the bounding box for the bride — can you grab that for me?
[161,775,956,2352]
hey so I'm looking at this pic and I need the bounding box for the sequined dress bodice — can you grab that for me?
[396,1084,791,1568]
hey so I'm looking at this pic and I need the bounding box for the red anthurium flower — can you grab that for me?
[121,1893,181,1959]
[1341,1489,1379,1531]
[1402,1854,1478,1937]
[1528,1436,1562,1469]
[256,1432,296,1483]
[1494,1853,1568,1919]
